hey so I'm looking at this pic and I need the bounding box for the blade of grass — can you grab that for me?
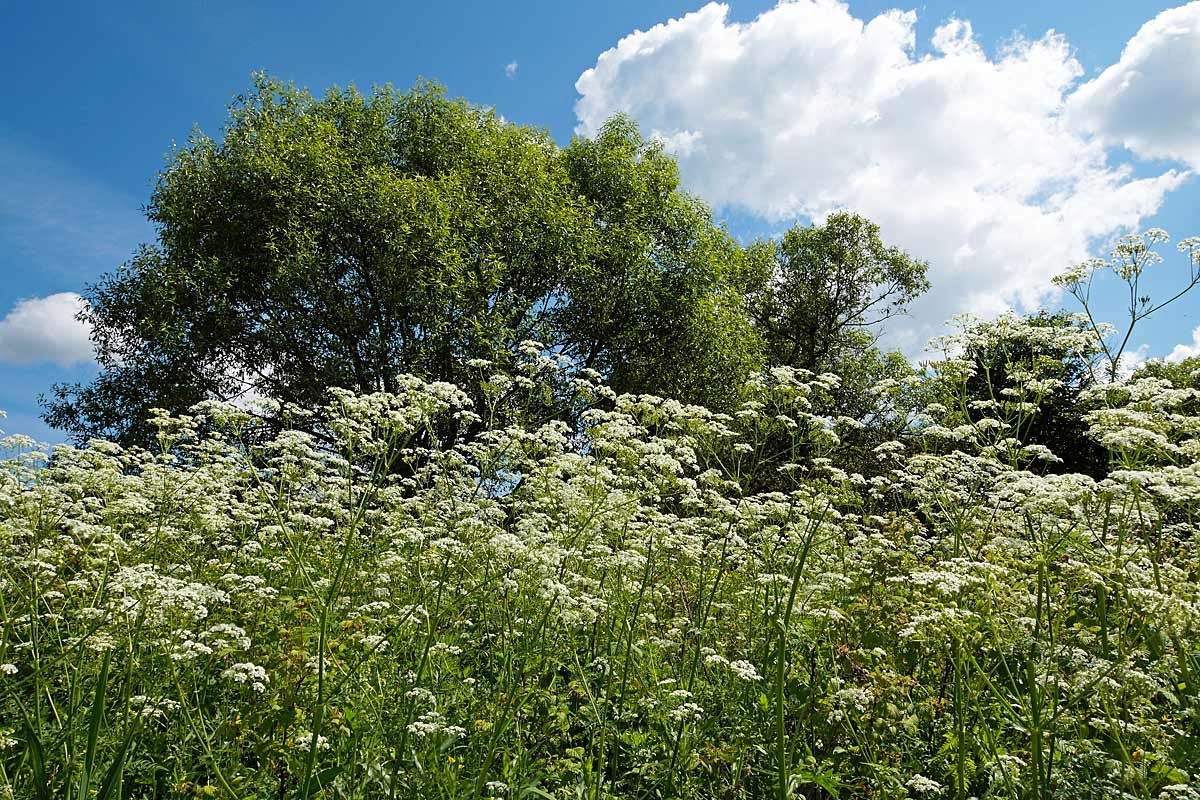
[16,702,52,800]
[79,650,112,800]
[95,726,137,800]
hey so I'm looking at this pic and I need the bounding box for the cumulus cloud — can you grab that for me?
[505,61,519,78]
[574,0,1193,351]
[0,293,94,367]
[1166,324,1200,362]
[1069,2,1200,168]
[1117,343,1152,379]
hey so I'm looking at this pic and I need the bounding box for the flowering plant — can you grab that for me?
[3,237,1200,799]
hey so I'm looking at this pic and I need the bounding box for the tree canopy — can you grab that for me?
[44,78,773,445]
[41,77,936,455]
[750,211,928,375]
[556,116,770,412]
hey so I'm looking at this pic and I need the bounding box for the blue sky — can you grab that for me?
[2,0,1199,442]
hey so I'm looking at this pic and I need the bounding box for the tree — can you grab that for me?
[742,213,928,477]
[557,115,768,413]
[44,78,764,445]
[1134,354,1200,389]
[749,212,928,375]
[1131,355,1200,422]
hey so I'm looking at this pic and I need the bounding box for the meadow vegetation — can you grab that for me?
[3,79,1200,799]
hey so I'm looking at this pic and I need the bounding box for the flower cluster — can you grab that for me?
[2,325,1200,798]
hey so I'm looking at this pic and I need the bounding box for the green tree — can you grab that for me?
[1131,355,1200,423]
[43,78,763,445]
[743,212,928,477]
[750,211,929,375]
[1134,354,1200,389]
[557,116,768,412]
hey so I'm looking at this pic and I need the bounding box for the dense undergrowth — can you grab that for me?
[3,318,1200,799]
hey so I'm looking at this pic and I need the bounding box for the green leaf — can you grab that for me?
[80,650,113,800]
[96,728,137,800]
[16,704,52,800]
[298,764,343,799]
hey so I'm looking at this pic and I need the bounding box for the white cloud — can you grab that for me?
[574,0,1193,351]
[1166,324,1200,362]
[1069,2,1200,168]
[505,61,519,78]
[0,293,94,367]
[1117,343,1151,379]
[652,128,705,157]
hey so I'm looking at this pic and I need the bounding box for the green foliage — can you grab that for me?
[741,212,928,483]
[1135,355,1200,390]
[5,347,1200,799]
[750,211,929,374]
[20,68,1200,799]
[928,311,1111,477]
[557,115,769,413]
[43,79,764,446]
